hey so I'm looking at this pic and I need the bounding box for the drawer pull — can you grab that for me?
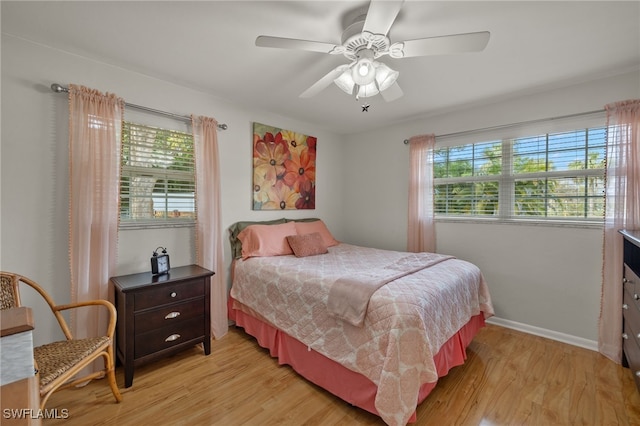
[624,304,629,310]
[636,371,640,378]
[165,311,181,319]
[624,277,630,284]
[165,334,181,342]
[623,333,629,340]
[170,292,177,298]
[635,294,640,301]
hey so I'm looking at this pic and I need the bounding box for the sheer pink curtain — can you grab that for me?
[407,134,436,253]
[192,115,228,339]
[68,85,123,341]
[600,99,640,363]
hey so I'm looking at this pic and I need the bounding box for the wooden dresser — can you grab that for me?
[111,265,214,388]
[620,229,640,390]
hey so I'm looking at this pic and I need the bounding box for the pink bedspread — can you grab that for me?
[230,243,494,426]
[328,252,454,327]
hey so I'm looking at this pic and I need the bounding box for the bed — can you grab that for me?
[227,218,494,426]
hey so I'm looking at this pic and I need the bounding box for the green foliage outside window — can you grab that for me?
[434,128,605,220]
[120,122,195,224]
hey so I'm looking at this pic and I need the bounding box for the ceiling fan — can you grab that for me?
[256,0,490,102]
[255,0,490,102]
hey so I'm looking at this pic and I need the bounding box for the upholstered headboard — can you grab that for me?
[228,218,320,259]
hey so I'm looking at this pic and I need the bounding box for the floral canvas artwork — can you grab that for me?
[253,122,317,210]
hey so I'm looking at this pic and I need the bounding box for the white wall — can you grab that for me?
[3,31,639,349]
[0,35,345,345]
[342,69,640,344]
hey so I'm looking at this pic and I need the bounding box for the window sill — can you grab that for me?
[435,216,603,229]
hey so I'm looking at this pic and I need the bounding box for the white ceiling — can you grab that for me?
[2,1,639,134]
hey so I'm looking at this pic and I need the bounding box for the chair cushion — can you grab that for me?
[34,336,110,388]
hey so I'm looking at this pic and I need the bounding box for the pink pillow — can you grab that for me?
[286,232,328,257]
[294,220,338,247]
[237,222,297,259]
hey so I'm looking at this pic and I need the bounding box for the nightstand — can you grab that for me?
[111,265,214,388]
[620,229,640,391]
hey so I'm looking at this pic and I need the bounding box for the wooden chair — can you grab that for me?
[0,271,122,409]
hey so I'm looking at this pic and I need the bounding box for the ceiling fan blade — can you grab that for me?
[300,64,350,98]
[362,0,404,37]
[256,35,339,54]
[380,82,403,102]
[397,31,490,58]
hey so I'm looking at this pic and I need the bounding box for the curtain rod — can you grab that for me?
[402,108,604,144]
[50,83,228,130]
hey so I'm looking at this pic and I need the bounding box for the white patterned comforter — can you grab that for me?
[230,243,494,426]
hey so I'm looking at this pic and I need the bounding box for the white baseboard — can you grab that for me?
[486,316,598,352]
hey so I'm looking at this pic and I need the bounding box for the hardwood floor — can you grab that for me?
[43,324,640,425]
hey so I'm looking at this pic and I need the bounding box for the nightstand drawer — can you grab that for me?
[625,287,640,326]
[624,319,640,389]
[134,280,204,311]
[135,298,205,334]
[625,265,640,307]
[135,316,204,358]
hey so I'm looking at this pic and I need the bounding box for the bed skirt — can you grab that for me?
[228,297,485,423]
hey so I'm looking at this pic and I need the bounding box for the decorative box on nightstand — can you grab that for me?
[111,264,214,388]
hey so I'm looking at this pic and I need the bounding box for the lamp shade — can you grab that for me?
[334,68,355,94]
[374,62,399,91]
[356,82,379,98]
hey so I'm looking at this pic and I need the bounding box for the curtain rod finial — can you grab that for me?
[51,83,66,93]
[218,123,228,130]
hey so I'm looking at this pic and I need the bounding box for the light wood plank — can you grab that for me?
[43,324,640,425]
[1,376,42,426]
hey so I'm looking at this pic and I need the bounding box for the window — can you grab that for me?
[120,122,195,227]
[434,127,605,223]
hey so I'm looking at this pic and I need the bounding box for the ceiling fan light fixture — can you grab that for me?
[356,81,379,99]
[334,68,356,94]
[357,62,370,76]
[374,62,399,92]
[352,58,376,86]
[333,60,398,98]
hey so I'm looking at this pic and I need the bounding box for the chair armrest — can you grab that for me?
[55,299,116,313]
[52,300,117,340]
